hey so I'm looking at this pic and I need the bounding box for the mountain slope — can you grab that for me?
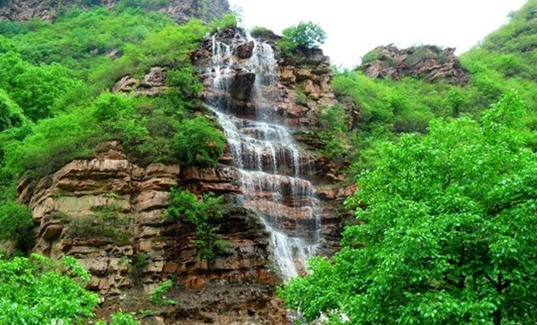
[329,0,537,173]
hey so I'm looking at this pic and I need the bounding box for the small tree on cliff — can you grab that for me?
[279,91,537,324]
[166,189,229,263]
[278,21,326,56]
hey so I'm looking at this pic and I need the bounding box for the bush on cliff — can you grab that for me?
[0,200,34,254]
[172,116,226,167]
[166,189,229,262]
[278,21,326,56]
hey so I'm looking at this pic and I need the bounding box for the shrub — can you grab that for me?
[361,48,382,64]
[2,109,98,179]
[0,90,25,132]
[278,21,326,56]
[0,200,34,253]
[250,26,274,39]
[150,280,175,306]
[110,312,139,325]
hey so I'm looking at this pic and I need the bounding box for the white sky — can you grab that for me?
[228,0,527,68]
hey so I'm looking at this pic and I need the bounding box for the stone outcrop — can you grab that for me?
[0,0,229,23]
[360,44,471,85]
[112,67,168,97]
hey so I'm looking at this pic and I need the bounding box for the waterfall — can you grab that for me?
[206,32,321,281]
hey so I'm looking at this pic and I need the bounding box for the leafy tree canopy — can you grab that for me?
[280,91,537,324]
[0,254,100,325]
[279,21,326,55]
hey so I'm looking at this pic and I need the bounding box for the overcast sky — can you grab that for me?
[228,0,527,68]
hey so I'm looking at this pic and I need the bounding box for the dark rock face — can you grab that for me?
[0,0,230,23]
[360,44,471,85]
[235,40,255,59]
[230,71,256,101]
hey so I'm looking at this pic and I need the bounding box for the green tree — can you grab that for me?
[280,92,537,324]
[0,254,100,324]
[278,21,326,55]
[0,89,25,132]
[0,200,34,253]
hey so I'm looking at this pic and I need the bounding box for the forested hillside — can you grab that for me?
[1,0,537,323]
[0,2,235,323]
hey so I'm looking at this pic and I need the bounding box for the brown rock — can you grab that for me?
[132,191,171,212]
[236,40,255,59]
[361,44,470,85]
[140,67,166,88]
[41,223,63,240]
[112,76,139,93]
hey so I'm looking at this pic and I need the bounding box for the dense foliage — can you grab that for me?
[0,254,100,324]
[280,92,537,324]
[0,5,229,261]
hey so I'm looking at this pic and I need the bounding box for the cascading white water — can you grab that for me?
[206,33,321,280]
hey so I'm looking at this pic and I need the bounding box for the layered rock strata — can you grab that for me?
[18,146,286,323]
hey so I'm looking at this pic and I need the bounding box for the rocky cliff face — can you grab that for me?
[0,0,229,23]
[19,145,286,324]
[361,44,471,85]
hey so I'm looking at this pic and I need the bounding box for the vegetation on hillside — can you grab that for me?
[280,1,537,323]
[166,189,229,262]
[1,0,537,323]
[0,254,100,324]
[280,91,537,324]
[0,4,235,323]
[325,0,537,176]
[0,3,232,248]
